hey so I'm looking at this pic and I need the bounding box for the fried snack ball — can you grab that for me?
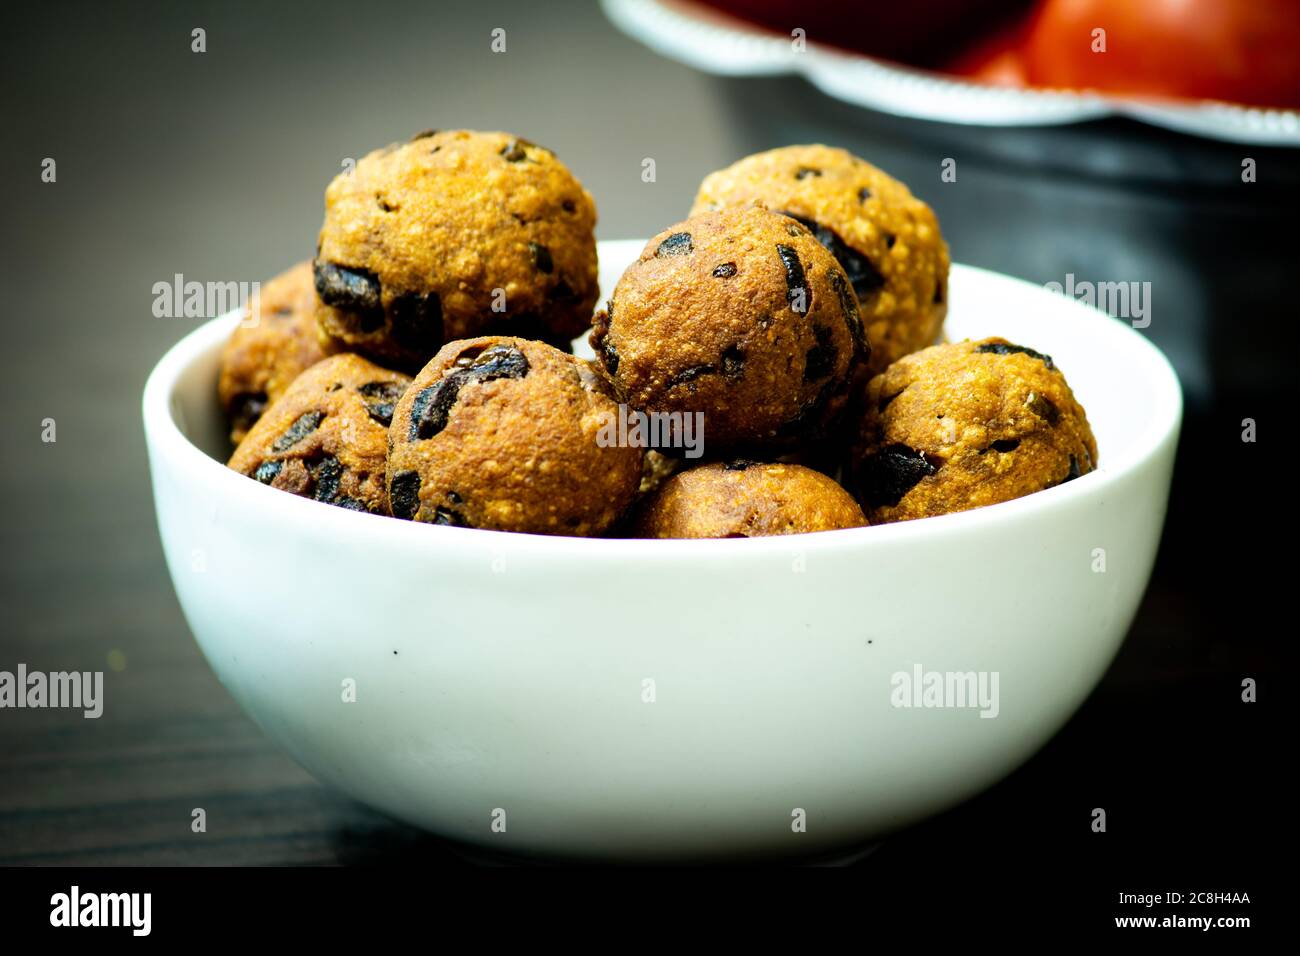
[217,261,334,444]
[386,337,642,536]
[314,130,599,371]
[631,460,867,538]
[692,144,949,378]
[849,338,1098,523]
[589,206,868,451]
[228,354,411,515]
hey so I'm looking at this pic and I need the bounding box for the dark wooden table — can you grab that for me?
[0,0,1283,882]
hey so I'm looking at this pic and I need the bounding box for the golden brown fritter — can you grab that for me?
[386,337,642,536]
[590,206,868,451]
[228,354,411,515]
[631,460,866,538]
[849,338,1097,523]
[692,144,949,378]
[314,130,599,370]
[217,261,334,444]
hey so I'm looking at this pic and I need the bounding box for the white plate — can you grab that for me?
[603,0,1300,146]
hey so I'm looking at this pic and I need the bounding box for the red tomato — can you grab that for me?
[946,16,1033,87]
[1023,0,1300,108]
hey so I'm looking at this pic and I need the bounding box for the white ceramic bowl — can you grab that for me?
[144,240,1181,862]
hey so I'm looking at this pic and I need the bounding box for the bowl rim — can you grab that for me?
[142,255,1183,557]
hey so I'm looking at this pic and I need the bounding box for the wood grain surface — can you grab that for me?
[0,0,1282,871]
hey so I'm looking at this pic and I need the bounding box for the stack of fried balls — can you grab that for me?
[220,132,1096,538]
